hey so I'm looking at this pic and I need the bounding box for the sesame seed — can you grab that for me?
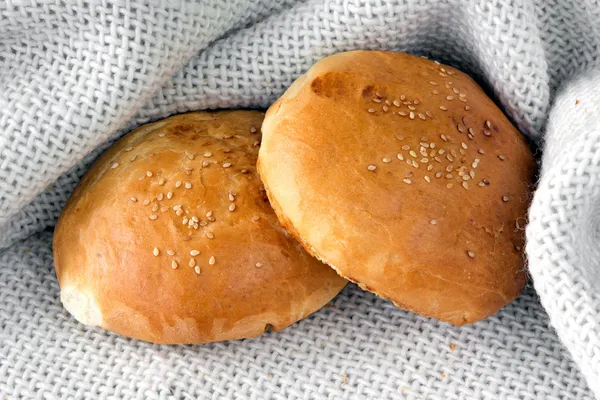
[146,171,153,177]
[459,93,466,98]
[367,165,377,171]
[400,95,406,100]
[250,127,257,133]
[452,87,460,94]
[465,105,471,111]
[408,105,416,110]
[484,130,491,136]
[462,182,469,189]
[498,154,505,161]
[430,219,437,225]
[203,161,210,167]
[375,92,383,98]
[171,260,178,269]
[461,142,468,149]
[397,153,404,161]
[515,246,522,251]
[253,140,260,147]
[189,250,200,257]
[438,149,445,154]
[403,178,412,184]
[185,168,192,175]
[173,204,182,210]
[432,89,439,94]
[414,99,420,105]
[427,164,434,171]
[187,154,195,160]
[478,148,485,154]
[402,145,410,151]
[502,196,509,202]
[483,178,490,185]
[429,81,437,85]
[485,120,492,129]
[165,250,175,256]
[424,176,431,183]
[446,174,453,179]
[446,165,453,172]
[206,211,213,218]
[189,258,196,267]
[412,161,419,168]
[459,97,467,102]
[223,163,232,168]
[421,158,429,163]
[469,170,475,178]
[382,157,392,163]
[426,111,433,118]
[447,183,453,188]
[393,100,401,107]
[435,172,442,178]
[130,197,137,202]
[373,98,382,103]
[124,146,133,152]
[209,256,216,265]
[194,266,201,275]
[409,150,417,158]
[398,111,408,116]
[130,156,137,162]
[457,124,464,132]
[182,217,189,225]
[252,216,260,221]
[367,108,376,113]
[175,181,182,188]
[255,263,264,268]
[382,106,389,112]
[229,204,236,212]
[157,193,164,201]
[158,133,165,137]
[206,232,214,239]
[434,157,442,163]
[184,182,192,189]
[441,134,448,142]
[152,204,159,212]
[409,112,415,120]
[143,199,151,206]
[467,251,475,258]
[111,163,119,169]
[446,154,454,162]
[153,248,160,256]
[166,192,173,200]
[478,181,485,187]
[418,113,426,120]
[468,128,475,136]
[462,175,470,181]
[446,96,454,101]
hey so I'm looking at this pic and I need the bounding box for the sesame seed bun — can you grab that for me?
[257,51,535,325]
[53,110,347,344]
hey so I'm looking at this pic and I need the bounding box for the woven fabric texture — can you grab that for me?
[1,0,599,398]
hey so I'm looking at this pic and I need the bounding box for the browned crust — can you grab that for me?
[258,51,534,325]
[53,110,347,344]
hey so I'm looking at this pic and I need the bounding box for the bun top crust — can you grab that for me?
[53,111,346,344]
[258,51,535,325]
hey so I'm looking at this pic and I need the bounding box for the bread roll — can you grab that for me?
[258,51,535,325]
[53,110,346,344]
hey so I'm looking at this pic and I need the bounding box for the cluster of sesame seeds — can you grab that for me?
[361,63,518,259]
[365,91,434,121]
[109,124,270,275]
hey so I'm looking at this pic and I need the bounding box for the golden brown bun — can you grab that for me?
[53,110,347,344]
[258,51,535,325]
